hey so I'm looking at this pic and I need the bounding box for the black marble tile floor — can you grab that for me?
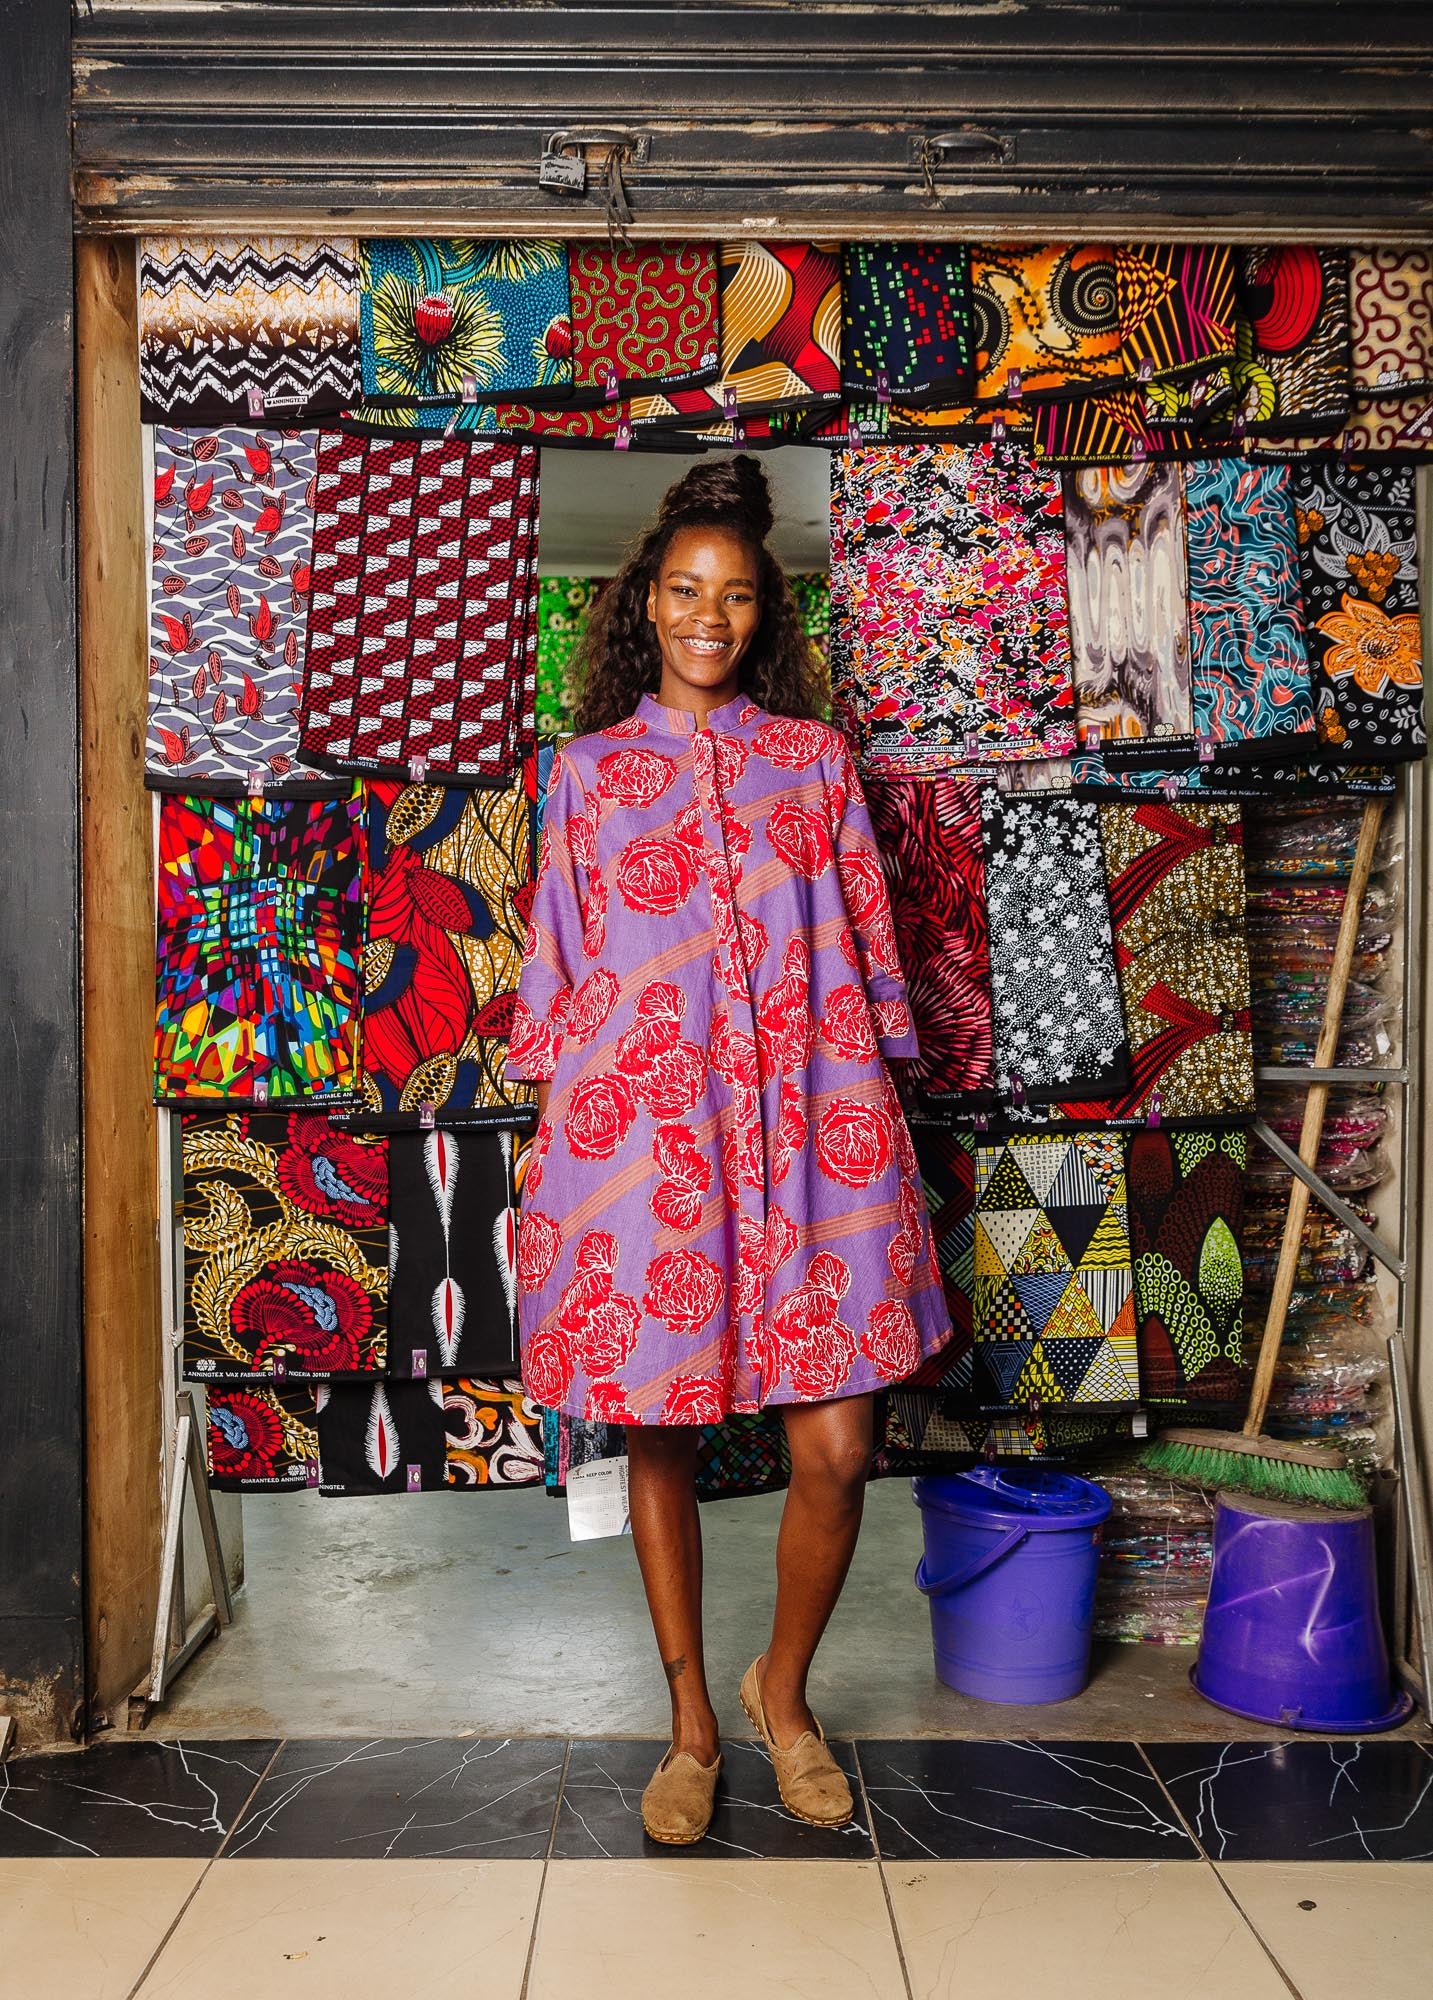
[2,1733,1429,1861]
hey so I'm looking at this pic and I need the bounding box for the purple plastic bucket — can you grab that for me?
[1193,1491,1411,1733]
[913,1468,1112,1704]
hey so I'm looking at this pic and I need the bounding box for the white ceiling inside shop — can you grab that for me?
[537,445,832,576]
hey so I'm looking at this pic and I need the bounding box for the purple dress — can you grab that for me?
[506,691,953,1425]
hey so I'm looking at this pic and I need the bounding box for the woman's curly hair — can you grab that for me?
[570,454,828,733]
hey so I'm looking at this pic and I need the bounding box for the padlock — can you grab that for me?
[538,136,588,193]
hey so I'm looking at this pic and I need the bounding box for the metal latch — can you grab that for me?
[910,128,1018,207]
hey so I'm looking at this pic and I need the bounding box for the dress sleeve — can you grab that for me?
[831,742,922,1062]
[505,750,592,1083]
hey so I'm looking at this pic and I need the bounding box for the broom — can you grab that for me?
[1142,796,1385,1510]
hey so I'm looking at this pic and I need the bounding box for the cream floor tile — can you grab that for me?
[134,1857,541,1998]
[1221,1863,1433,2000]
[886,1859,1291,2000]
[526,1859,908,2000]
[0,1858,204,2000]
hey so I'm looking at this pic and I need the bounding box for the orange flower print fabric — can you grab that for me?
[507,694,953,1423]
[1291,460,1425,763]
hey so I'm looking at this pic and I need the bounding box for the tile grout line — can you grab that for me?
[518,1736,572,2000]
[123,1735,289,2000]
[852,1742,917,2000]
[1132,1742,1303,2000]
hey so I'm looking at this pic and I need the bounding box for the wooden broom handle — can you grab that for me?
[1243,797,1387,1438]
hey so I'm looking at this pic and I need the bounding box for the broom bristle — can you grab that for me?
[1141,1435,1368,1510]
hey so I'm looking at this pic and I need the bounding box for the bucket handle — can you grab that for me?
[915,1525,1030,1599]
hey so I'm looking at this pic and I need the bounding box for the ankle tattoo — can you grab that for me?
[663,1655,687,1684]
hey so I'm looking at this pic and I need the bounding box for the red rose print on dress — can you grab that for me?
[753,716,832,770]
[764,1204,800,1275]
[633,1041,706,1120]
[644,1247,725,1336]
[555,1229,642,1376]
[517,1208,562,1290]
[507,997,560,1079]
[881,1068,918,1177]
[819,984,878,1062]
[871,998,913,1043]
[615,979,685,1069]
[710,1008,759,1090]
[602,715,647,739]
[585,1380,636,1421]
[735,1216,766,1317]
[721,1113,765,1204]
[650,1124,712,1230]
[837,925,861,971]
[815,1096,894,1189]
[567,967,620,1045]
[714,733,749,787]
[662,1374,727,1424]
[596,746,676,809]
[769,1251,857,1399]
[567,806,598,873]
[770,1078,808,1187]
[616,834,701,916]
[822,777,848,834]
[524,1114,554,1196]
[673,802,705,851]
[766,798,835,880]
[757,938,815,1077]
[524,1324,575,1407]
[887,1179,924,1286]
[861,1300,921,1380]
[564,1072,639,1160]
[233,1260,373,1375]
[837,848,886,929]
[520,914,542,968]
[582,872,608,957]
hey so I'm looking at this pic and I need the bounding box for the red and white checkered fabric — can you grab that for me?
[298,433,537,784]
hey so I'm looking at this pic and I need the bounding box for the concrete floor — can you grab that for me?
[147,1478,1424,1744]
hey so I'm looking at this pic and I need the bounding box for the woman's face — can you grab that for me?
[646,526,761,702]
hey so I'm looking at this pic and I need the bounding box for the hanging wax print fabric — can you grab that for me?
[1347,247,1433,397]
[968,243,1123,403]
[906,1129,976,1390]
[971,1134,1139,1411]
[443,1378,544,1487]
[1222,247,1351,438]
[1253,392,1433,462]
[359,238,572,404]
[139,236,361,426]
[507,698,952,1424]
[839,243,974,405]
[206,1383,319,1491]
[1032,388,1201,469]
[1127,1127,1247,1407]
[316,1378,450,1493]
[1115,243,1238,383]
[148,427,317,791]
[298,433,538,784]
[1063,461,1194,757]
[154,789,366,1105]
[361,780,534,1126]
[1184,459,1315,758]
[1291,460,1425,763]
[552,242,719,406]
[828,443,1077,772]
[979,791,1128,1105]
[866,779,994,1103]
[386,1129,521,1379]
[182,1112,389,1382]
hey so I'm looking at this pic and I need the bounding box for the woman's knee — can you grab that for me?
[788,1423,872,1500]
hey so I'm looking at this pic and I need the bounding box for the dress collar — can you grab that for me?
[635,691,759,737]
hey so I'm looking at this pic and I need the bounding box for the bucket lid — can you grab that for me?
[913,1465,1112,1530]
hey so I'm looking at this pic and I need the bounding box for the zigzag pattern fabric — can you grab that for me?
[140,237,361,425]
[298,434,538,783]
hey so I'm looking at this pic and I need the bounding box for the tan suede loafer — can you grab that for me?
[739,1657,854,1828]
[640,1745,723,1845]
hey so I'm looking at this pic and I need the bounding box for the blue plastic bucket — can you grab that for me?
[913,1467,1112,1704]
[1192,1492,1412,1733]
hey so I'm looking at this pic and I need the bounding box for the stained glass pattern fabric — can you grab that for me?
[182,1112,388,1381]
[1184,459,1315,757]
[316,1379,450,1493]
[829,443,1077,772]
[971,1135,1139,1410]
[1348,247,1433,397]
[443,1378,545,1487]
[155,790,366,1105]
[148,428,317,790]
[362,780,534,1125]
[299,434,537,784]
[1291,460,1425,763]
[206,1383,318,1490]
[507,695,951,1424]
[1225,248,1351,438]
[359,239,572,403]
[840,244,973,404]
[1115,244,1238,383]
[139,236,360,426]
[1127,1127,1247,1407]
[1063,462,1193,755]
[980,791,1128,1104]
[387,1129,521,1379]
[867,779,994,1102]
[969,244,1122,402]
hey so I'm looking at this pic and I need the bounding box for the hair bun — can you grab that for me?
[657,453,774,544]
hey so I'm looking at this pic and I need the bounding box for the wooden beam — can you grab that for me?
[77,236,164,1725]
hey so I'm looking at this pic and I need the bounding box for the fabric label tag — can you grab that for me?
[566,1455,632,1542]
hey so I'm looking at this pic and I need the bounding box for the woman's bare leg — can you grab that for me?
[626,1424,722,1763]
[758,1394,874,1745]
